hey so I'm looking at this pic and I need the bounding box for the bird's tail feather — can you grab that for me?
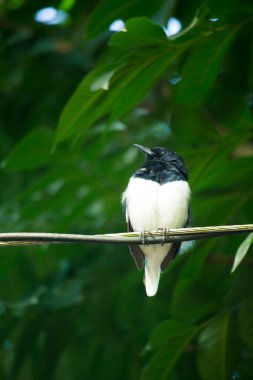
[144,264,160,297]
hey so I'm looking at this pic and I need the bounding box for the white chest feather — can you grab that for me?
[122,176,191,296]
[123,177,190,231]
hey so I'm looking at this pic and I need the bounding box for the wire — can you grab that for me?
[0,224,252,247]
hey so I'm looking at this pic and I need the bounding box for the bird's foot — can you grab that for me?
[140,229,147,245]
[157,228,170,246]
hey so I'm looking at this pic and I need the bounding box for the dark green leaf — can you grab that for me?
[197,313,234,380]
[147,319,197,351]
[238,296,253,350]
[177,29,236,105]
[171,279,220,323]
[39,278,84,309]
[110,49,181,120]
[3,128,54,171]
[11,309,48,377]
[225,266,253,307]
[86,0,163,38]
[56,49,181,143]
[208,0,253,18]
[109,17,167,49]
[141,322,199,380]
[56,64,119,143]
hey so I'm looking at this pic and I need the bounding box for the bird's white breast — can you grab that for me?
[123,177,190,231]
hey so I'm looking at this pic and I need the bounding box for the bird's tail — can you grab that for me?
[144,263,161,297]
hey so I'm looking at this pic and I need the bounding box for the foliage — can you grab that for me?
[1,0,253,379]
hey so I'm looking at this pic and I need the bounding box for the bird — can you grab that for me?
[122,144,191,297]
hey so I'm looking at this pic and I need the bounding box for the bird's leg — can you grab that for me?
[157,227,170,246]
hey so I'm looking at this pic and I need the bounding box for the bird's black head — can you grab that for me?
[133,144,188,183]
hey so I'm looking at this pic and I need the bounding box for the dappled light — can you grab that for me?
[34,7,69,25]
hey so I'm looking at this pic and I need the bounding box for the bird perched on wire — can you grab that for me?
[122,144,191,297]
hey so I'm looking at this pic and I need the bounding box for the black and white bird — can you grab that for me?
[122,144,191,297]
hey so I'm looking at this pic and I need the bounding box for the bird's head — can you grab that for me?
[133,144,188,180]
[134,144,179,163]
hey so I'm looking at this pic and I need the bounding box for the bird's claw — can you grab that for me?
[157,227,170,246]
[140,229,147,245]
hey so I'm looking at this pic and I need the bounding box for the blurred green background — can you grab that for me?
[0,0,253,379]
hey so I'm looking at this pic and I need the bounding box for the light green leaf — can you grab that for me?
[2,128,54,171]
[141,321,199,380]
[177,29,236,105]
[231,232,253,273]
[197,313,233,380]
[90,69,116,92]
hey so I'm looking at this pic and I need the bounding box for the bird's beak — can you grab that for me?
[133,144,154,156]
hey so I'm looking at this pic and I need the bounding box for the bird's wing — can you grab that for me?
[128,220,145,270]
[160,242,181,272]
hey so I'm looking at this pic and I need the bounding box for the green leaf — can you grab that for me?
[238,296,253,350]
[109,17,167,49]
[110,49,181,120]
[231,233,253,273]
[39,278,84,309]
[2,128,54,171]
[56,48,181,143]
[43,310,78,376]
[146,319,197,351]
[208,0,253,18]
[90,69,117,92]
[86,0,163,38]
[141,321,199,380]
[11,309,48,377]
[197,313,234,380]
[177,29,236,105]
[171,279,220,323]
[56,63,119,142]
[225,266,253,307]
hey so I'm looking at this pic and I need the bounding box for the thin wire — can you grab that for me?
[0,224,252,247]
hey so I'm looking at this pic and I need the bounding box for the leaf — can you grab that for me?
[177,29,236,105]
[208,0,253,18]
[43,310,78,376]
[141,320,199,380]
[171,279,220,323]
[56,48,181,143]
[225,266,253,307]
[238,296,253,350]
[2,128,54,171]
[56,63,119,142]
[11,309,48,377]
[39,278,84,309]
[109,17,167,49]
[86,0,163,38]
[90,69,116,92]
[110,49,180,120]
[197,313,234,380]
[147,319,196,351]
[231,233,253,273]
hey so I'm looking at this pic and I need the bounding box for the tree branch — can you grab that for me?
[0,224,252,247]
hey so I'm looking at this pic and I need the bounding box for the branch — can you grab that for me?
[0,224,253,247]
